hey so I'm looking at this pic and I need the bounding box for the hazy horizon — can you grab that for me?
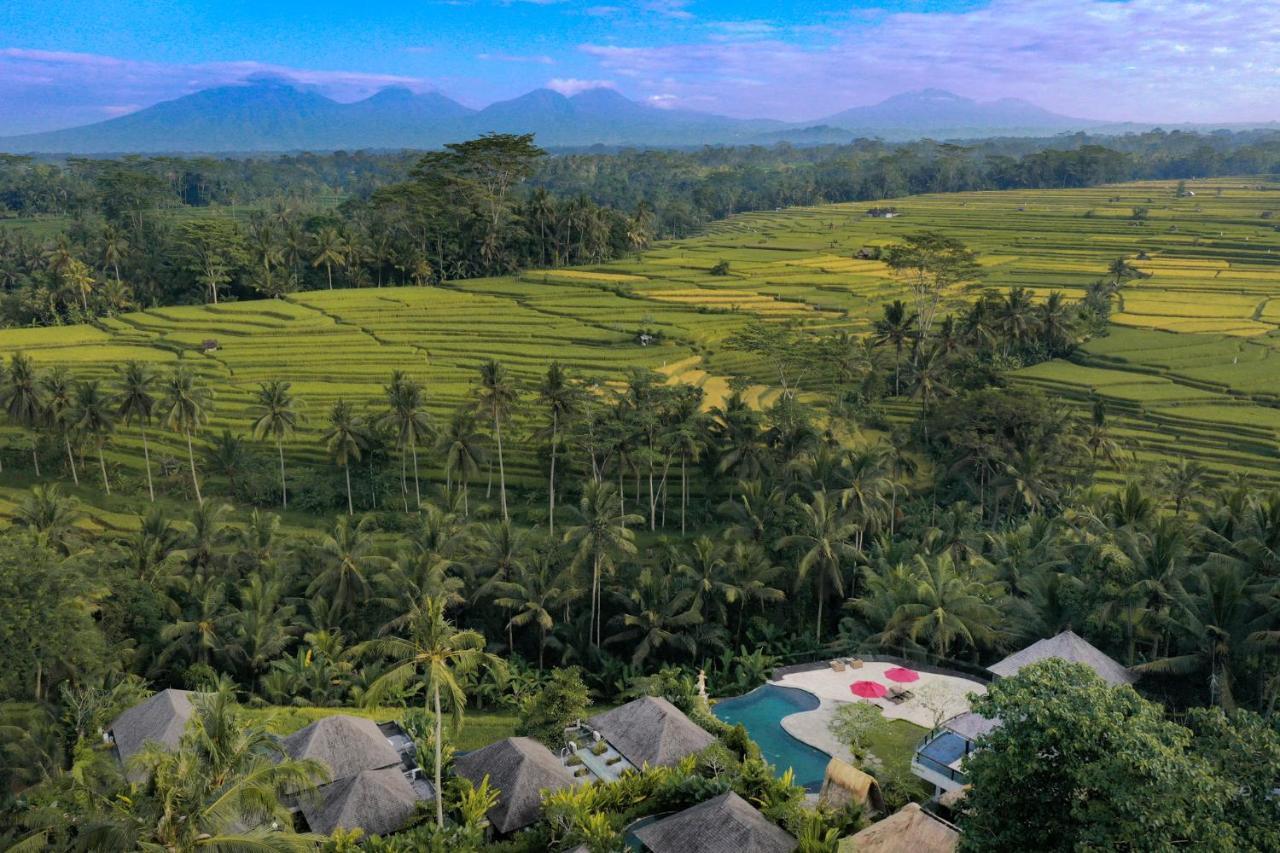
[2,0,1277,136]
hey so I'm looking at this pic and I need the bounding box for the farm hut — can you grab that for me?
[819,757,885,814]
[839,803,958,853]
[987,629,1135,686]
[453,737,576,835]
[586,696,715,768]
[634,791,797,853]
[297,766,425,836]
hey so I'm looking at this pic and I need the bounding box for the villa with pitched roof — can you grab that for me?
[105,689,201,781]
[453,736,577,834]
[911,630,1135,796]
[633,791,797,853]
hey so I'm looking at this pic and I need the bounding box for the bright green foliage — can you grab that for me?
[516,666,592,748]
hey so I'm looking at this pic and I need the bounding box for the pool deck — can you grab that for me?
[774,660,987,730]
[778,698,856,765]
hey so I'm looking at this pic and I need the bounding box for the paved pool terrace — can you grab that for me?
[773,659,988,729]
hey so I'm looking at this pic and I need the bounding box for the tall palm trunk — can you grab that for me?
[433,684,444,828]
[410,434,421,509]
[591,553,602,648]
[277,438,287,508]
[345,464,354,515]
[815,571,826,643]
[681,454,688,535]
[64,435,79,486]
[30,439,40,477]
[141,426,155,502]
[185,429,203,505]
[548,412,557,535]
[326,263,333,290]
[97,444,110,494]
[494,414,508,522]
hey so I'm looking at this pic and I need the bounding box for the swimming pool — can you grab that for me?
[713,684,832,791]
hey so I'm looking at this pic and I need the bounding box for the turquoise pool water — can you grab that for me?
[713,684,831,791]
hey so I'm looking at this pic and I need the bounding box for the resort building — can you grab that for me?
[911,630,1135,796]
[584,696,716,769]
[453,736,577,835]
[105,688,201,781]
[986,629,1136,686]
[632,791,797,853]
[282,715,432,836]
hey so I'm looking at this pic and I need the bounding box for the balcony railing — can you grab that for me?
[912,750,968,785]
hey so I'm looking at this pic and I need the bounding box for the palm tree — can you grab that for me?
[724,540,785,643]
[380,371,433,511]
[436,409,485,516]
[475,360,518,522]
[563,480,642,648]
[161,366,213,505]
[1160,457,1208,515]
[538,362,580,536]
[470,521,530,653]
[157,572,234,670]
[607,566,700,666]
[666,392,709,535]
[881,552,1004,660]
[1135,560,1278,710]
[780,491,859,642]
[676,536,741,624]
[1,348,44,473]
[249,379,302,509]
[123,688,327,850]
[311,225,346,290]
[12,483,81,554]
[40,366,78,486]
[322,398,368,515]
[68,379,116,494]
[872,299,917,395]
[304,515,391,626]
[492,556,564,670]
[353,596,502,828]
[116,361,158,502]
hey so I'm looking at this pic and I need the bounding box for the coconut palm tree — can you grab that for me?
[311,225,346,290]
[475,359,518,522]
[304,515,391,626]
[492,556,565,670]
[380,371,433,511]
[436,409,485,516]
[249,379,302,509]
[40,366,78,485]
[116,361,158,501]
[666,391,709,535]
[353,596,502,828]
[160,366,213,505]
[872,299,917,395]
[780,490,859,642]
[607,566,700,666]
[563,480,642,648]
[881,552,1004,660]
[68,379,116,494]
[538,362,580,535]
[322,398,368,516]
[470,521,530,651]
[1,350,45,473]
[12,483,81,554]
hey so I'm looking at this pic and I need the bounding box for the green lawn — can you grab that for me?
[865,717,931,799]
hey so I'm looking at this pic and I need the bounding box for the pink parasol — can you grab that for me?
[850,680,888,699]
[884,666,920,683]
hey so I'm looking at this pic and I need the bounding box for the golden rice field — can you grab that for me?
[5,175,1280,527]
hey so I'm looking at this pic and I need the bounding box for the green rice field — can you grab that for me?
[5,175,1280,525]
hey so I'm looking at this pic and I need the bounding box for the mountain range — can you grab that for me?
[0,80,1101,154]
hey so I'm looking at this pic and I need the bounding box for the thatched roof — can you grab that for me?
[282,715,402,782]
[942,712,1000,741]
[298,766,423,836]
[586,697,715,768]
[988,630,1135,686]
[108,689,199,771]
[819,758,884,814]
[453,737,575,834]
[634,791,796,853]
[839,803,958,853]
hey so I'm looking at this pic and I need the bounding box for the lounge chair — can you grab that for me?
[829,659,847,672]
[847,658,864,670]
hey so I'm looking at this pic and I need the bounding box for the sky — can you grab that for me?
[0,0,1276,134]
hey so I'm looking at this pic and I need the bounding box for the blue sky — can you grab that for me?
[1,0,1275,134]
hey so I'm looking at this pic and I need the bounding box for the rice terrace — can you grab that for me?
[5,176,1280,528]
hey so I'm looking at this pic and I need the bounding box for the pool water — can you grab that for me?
[713,684,832,791]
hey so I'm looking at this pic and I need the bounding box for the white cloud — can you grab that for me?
[546,77,616,95]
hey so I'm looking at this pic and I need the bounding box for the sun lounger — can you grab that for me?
[830,659,847,672]
[847,658,864,669]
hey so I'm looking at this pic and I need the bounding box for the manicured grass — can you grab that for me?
[865,718,932,799]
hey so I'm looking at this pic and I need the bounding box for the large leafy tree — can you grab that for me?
[959,659,1236,852]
